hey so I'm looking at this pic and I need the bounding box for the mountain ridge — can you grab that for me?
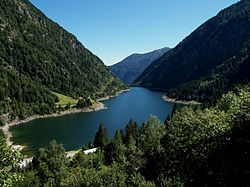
[110,47,170,84]
[0,0,125,119]
[134,0,250,101]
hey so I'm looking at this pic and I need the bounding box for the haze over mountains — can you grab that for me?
[0,0,124,118]
[135,0,250,101]
[110,47,170,84]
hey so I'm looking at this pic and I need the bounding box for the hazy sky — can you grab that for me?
[29,0,238,65]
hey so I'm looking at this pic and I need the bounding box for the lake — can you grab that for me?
[10,87,173,154]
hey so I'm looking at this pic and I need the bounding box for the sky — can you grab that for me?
[29,0,238,65]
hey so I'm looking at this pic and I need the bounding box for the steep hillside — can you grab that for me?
[110,47,170,84]
[135,0,250,100]
[0,0,124,119]
[167,47,250,101]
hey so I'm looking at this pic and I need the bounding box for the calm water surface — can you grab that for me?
[11,87,173,154]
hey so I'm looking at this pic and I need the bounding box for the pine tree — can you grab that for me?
[125,119,139,143]
[94,123,109,150]
[104,130,125,164]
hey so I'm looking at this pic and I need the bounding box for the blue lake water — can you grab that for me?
[10,87,173,154]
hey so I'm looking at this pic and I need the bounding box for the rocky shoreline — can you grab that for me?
[97,88,130,101]
[162,95,201,105]
[0,101,105,147]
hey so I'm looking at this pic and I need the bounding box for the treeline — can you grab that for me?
[1,85,249,186]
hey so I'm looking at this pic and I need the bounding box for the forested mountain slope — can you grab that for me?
[0,0,124,119]
[135,0,250,101]
[110,47,170,84]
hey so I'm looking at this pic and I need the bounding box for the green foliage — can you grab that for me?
[158,86,250,185]
[61,163,154,187]
[184,86,250,186]
[135,0,250,101]
[138,116,166,180]
[0,0,125,120]
[2,0,250,186]
[13,85,250,186]
[0,130,4,137]
[160,107,229,180]
[75,96,95,109]
[104,130,126,164]
[31,140,67,186]
[0,118,5,126]
[0,136,23,187]
[86,96,95,107]
[139,116,165,154]
[71,149,104,169]
[167,52,250,102]
[76,99,86,108]
[17,170,40,187]
[93,123,109,150]
[125,119,139,144]
[0,67,57,118]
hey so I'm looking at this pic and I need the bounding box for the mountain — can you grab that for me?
[135,0,250,101]
[110,47,170,84]
[0,0,124,119]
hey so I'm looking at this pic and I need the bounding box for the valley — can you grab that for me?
[0,0,249,186]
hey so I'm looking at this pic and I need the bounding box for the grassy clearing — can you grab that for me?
[52,92,78,106]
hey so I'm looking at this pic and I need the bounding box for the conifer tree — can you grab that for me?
[94,123,109,150]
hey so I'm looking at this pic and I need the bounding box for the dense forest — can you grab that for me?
[0,85,249,186]
[0,0,125,121]
[167,43,250,103]
[110,47,170,84]
[135,0,250,101]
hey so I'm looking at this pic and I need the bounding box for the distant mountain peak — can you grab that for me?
[110,47,170,84]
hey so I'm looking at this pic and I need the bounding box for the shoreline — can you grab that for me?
[97,88,130,101]
[19,147,97,168]
[0,88,130,148]
[162,95,201,105]
[0,101,105,147]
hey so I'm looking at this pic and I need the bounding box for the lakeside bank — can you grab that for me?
[0,89,130,148]
[0,101,105,147]
[162,95,201,105]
